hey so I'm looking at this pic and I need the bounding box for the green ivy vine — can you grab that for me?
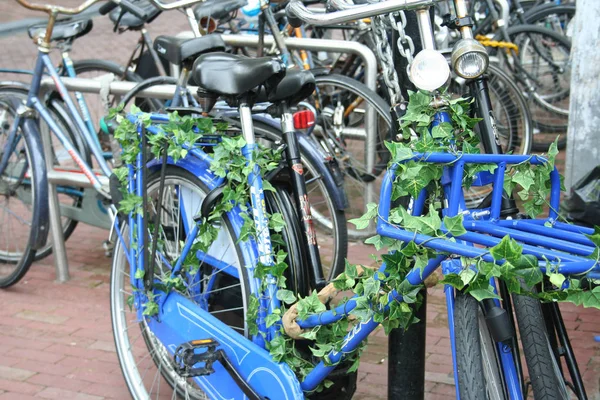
[110,90,600,395]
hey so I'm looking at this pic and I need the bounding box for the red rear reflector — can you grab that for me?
[293,110,315,130]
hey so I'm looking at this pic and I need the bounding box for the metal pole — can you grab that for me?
[40,112,70,282]
[388,10,428,400]
[388,294,427,399]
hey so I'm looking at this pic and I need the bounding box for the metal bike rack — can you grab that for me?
[37,37,378,281]
[39,78,183,281]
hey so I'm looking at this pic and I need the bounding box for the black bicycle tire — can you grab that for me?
[494,24,571,146]
[265,187,310,298]
[33,98,88,260]
[0,96,47,288]
[312,73,392,240]
[486,63,533,154]
[0,85,94,261]
[119,76,178,112]
[512,293,570,400]
[71,59,142,84]
[524,4,576,28]
[454,292,506,400]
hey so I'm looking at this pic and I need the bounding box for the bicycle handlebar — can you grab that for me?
[98,1,118,14]
[15,0,102,15]
[285,0,435,26]
[98,0,151,19]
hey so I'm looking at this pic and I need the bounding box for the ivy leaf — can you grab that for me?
[265,313,281,328]
[490,236,522,263]
[400,241,419,257]
[468,286,501,301]
[349,203,378,230]
[548,273,566,289]
[382,318,400,335]
[364,235,385,250]
[134,268,145,280]
[585,227,600,247]
[547,137,559,168]
[440,273,465,290]
[512,168,536,193]
[523,200,543,219]
[276,289,297,305]
[459,268,476,286]
[301,329,318,341]
[443,214,467,237]
[126,295,134,312]
[363,279,380,298]
[385,142,414,162]
[430,122,453,139]
[268,213,286,233]
[566,286,600,308]
[345,262,358,279]
[512,254,543,287]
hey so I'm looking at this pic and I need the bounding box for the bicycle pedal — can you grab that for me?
[173,339,221,378]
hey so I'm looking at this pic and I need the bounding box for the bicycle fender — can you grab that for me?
[252,114,348,210]
[21,117,50,250]
[148,292,304,400]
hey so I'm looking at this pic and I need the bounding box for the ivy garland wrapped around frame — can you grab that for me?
[111,90,600,394]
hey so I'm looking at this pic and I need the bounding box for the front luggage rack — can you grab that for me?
[377,152,599,279]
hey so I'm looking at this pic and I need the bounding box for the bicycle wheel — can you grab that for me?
[0,95,48,287]
[247,120,348,282]
[310,73,393,240]
[499,25,571,150]
[118,80,348,282]
[0,84,89,261]
[117,75,177,112]
[454,292,506,400]
[524,4,576,39]
[513,293,570,400]
[111,167,250,399]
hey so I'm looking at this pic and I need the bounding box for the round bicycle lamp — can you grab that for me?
[409,49,451,92]
[451,38,489,79]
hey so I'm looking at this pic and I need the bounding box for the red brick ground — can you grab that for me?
[0,3,599,399]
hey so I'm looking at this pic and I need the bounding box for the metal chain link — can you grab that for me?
[371,15,401,105]
[369,8,416,105]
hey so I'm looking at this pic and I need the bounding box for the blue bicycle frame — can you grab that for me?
[0,50,113,194]
[119,101,599,400]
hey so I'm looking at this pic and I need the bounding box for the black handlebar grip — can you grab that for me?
[118,0,150,20]
[288,15,303,28]
[99,1,118,15]
[286,4,304,28]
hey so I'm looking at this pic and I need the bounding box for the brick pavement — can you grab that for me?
[0,2,599,399]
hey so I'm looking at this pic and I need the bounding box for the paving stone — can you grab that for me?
[0,365,35,382]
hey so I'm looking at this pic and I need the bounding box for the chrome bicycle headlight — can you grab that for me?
[409,49,450,92]
[451,38,489,79]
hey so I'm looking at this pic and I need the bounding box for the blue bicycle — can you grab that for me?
[107,1,590,400]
